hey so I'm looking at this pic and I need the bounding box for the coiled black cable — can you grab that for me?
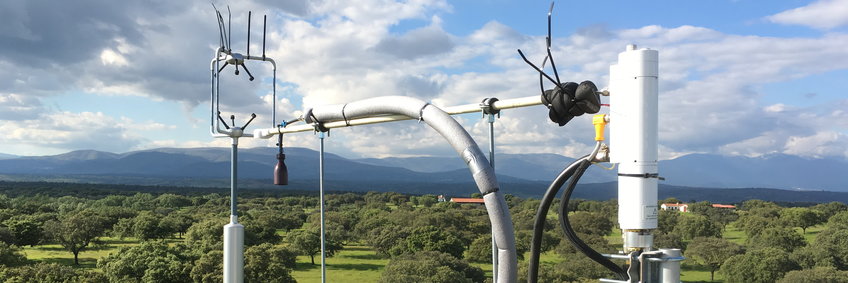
[558,160,628,280]
[527,155,586,282]
[541,81,602,127]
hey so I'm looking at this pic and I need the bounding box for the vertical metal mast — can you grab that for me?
[488,113,498,282]
[318,131,327,283]
[223,129,245,283]
[231,138,238,216]
[481,98,500,282]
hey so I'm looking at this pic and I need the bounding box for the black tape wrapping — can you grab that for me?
[541,81,600,126]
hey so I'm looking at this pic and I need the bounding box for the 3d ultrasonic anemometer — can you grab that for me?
[209,4,280,283]
[210,2,680,283]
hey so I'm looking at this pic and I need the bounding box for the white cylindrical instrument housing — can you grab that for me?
[224,216,244,283]
[610,45,659,232]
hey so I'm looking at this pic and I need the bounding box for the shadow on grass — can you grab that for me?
[328,263,383,271]
[342,246,372,251]
[31,245,66,252]
[344,253,384,260]
[294,262,383,272]
[294,262,320,271]
[33,257,97,269]
[100,238,139,245]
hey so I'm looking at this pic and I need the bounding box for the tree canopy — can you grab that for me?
[720,247,800,283]
[380,251,484,283]
[43,210,109,265]
[686,237,743,281]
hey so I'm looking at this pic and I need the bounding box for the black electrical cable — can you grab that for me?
[527,155,586,283]
[541,81,602,127]
[558,160,629,280]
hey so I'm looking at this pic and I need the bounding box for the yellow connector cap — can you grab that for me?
[592,114,607,141]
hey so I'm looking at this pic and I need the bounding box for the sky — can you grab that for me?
[1,0,847,160]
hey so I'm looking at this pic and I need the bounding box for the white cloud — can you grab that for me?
[0,93,43,120]
[784,131,848,158]
[99,49,128,66]
[767,0,848,29]
[261,7,848,160]
[2,0,848,161]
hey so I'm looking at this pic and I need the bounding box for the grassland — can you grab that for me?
[20,222,828,282]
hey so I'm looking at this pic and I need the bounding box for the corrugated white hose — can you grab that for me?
[304,96,518,283]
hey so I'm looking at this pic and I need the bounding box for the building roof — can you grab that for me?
[712,204,736,209]
[662,203,688,207]
[450,198,485,204]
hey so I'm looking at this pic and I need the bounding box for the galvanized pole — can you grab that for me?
[223,135,244,283]
[231,140,238,216]
[318,131,327,283]
[487,113,498,282]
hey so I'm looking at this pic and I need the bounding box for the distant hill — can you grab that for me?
[0,153,18,160]
[0,147,845,194]
[359,151,847,191]
[661,153,847,191]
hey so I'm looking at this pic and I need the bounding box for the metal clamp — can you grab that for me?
[309,111,329,133]
[418,103,430,123]
[480,97,501,117]
[618,173,665,181]
[341,103,351,126]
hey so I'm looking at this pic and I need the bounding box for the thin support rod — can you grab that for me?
[318,132,327,283]
[230,139,238,216]
[488,113,498,282]
[254,95,543,138]
[272,65,277,127]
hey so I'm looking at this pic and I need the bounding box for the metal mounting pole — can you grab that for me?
[487,113,498,282]
[318,131,327,283]
[231,139,238,216]
[223,135,244,283]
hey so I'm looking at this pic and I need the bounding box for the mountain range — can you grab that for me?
[0,147,845,197]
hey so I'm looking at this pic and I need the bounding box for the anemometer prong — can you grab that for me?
[217,112,231,130]
[227,6,232,51]
[247,12,251,58]
[241,64,255,81]
[243,113,257,128]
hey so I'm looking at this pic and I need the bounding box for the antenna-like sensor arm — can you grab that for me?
[517,49,560,86]
[211,3,228,51]
[227,6,232,52]
[247,11,251,58]
[545,2,562,87]
[516,1,602,127]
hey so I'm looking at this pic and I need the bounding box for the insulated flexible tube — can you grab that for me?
[527,154,587,282]
[303,96,517,282]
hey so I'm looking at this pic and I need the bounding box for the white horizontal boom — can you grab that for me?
[253,95,543,138]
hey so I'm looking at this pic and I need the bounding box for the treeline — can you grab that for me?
[0,187,618,282]
[655,198,848,282]
[0,180,320,198]
[0,180,847,282]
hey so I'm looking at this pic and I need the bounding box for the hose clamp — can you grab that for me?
[417,103,430,123]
